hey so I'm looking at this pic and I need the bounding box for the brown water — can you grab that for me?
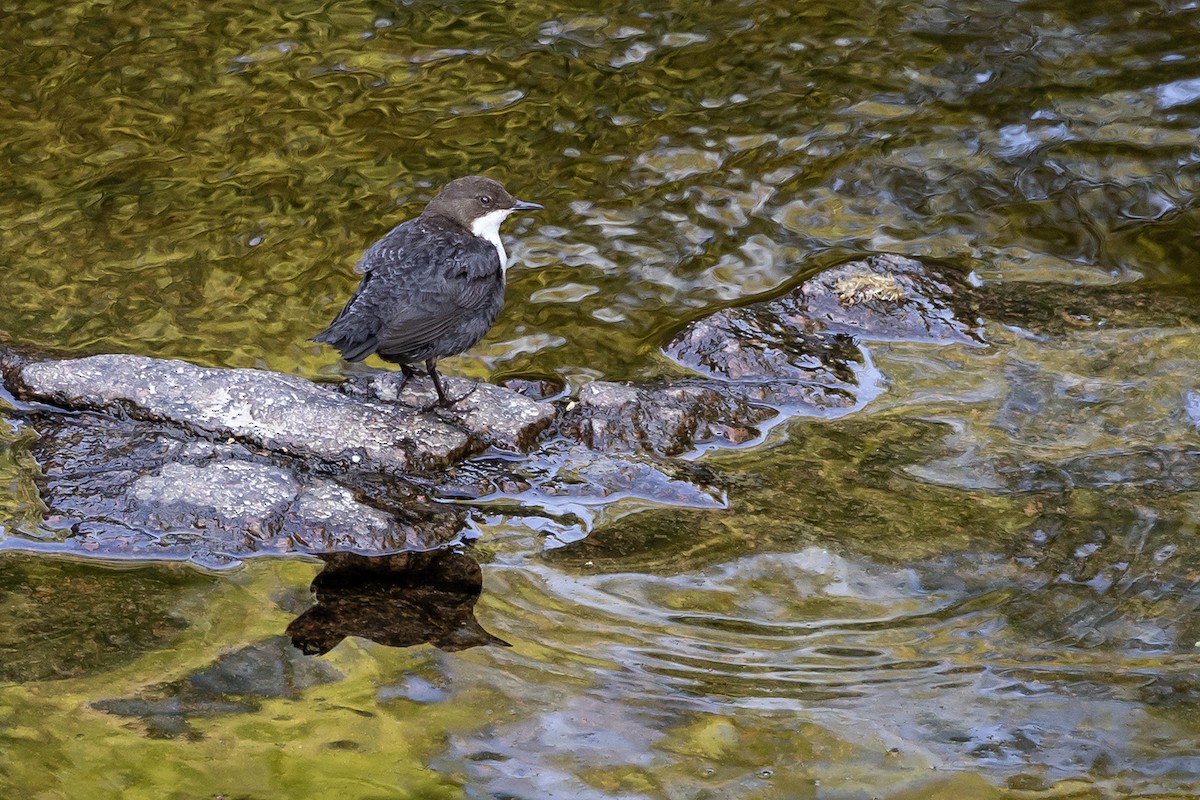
[2,0,1200,797]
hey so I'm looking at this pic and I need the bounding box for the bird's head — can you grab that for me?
[423,175,542,233]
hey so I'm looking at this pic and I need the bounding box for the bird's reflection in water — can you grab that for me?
[287,548,509,655]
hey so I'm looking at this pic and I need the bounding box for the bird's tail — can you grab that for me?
[312,324,379,362]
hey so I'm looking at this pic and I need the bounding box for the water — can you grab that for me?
[2,0,1200,797]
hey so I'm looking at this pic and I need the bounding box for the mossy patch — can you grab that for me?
[833,273,906,306]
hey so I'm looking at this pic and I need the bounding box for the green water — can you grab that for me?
[2,0,1200,797]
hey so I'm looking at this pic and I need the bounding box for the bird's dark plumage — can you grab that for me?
[313,176,542,406]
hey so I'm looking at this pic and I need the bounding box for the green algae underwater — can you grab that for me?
[2,0,1200,797]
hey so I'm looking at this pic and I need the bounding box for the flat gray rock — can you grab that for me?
[340,372,557,452]
[10,354,553,474]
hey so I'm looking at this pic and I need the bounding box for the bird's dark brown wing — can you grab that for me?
[313,216,502,363]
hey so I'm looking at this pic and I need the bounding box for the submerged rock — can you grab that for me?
[94,549,505,735]
[993,492,1200,656]
[798,254,983,344]
[668,309,863,385]
[0,555,197,683]
[442,439,727,510]
[567,254,978,458]
[666,254,981,387]
[93,635,342,738]
[978,280,1200,337]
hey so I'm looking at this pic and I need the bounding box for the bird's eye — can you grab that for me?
[479,195,492,205]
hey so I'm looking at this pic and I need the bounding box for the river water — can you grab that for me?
[2,1,1199,797]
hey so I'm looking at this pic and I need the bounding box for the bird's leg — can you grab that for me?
[422,358,479,410]
[426,358,452,408]
[396,363,418,395]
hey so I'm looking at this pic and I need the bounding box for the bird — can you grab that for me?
[313,175,543,407]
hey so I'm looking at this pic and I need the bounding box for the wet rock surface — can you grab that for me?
[798,253,983,344]
[24,413,467,566]
[564,254,975,458]
[0,348,560,563]
[666,254,981,385]
[669,311,863,385]
[560,380,784,457]
[339,371,556,453]
[441,439,726,511]
[7,352,554,475]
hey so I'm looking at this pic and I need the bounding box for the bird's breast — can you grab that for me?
[469,209,513,271]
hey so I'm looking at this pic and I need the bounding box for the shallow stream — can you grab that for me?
[2,1,1199,797]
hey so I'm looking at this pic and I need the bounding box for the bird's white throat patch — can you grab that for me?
[470,208,514,270]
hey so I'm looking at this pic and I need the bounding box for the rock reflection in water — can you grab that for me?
[287,548,509,656]
[94,636,343,739]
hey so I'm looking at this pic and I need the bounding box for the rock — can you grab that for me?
[527,446,725,507]
[578,254,979,458]
[561,380,772,457]
[0,556,195,683]
[340,372,556,452]
[667,255,981,387]
[129,461,299,521]
[668,305,862,385]
[559,378,861,457]
[26,413,465,565]
[499,376,567,401]
[799,254,983,344]
[8,354,554,475]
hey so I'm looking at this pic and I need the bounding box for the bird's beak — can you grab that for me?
[512,199,543,212]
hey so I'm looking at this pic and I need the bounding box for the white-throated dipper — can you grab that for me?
[313,175,543,407]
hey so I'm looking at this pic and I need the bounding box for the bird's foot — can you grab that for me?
[393,365,420,404]
[418,384,479,414]
[445,383,480,406]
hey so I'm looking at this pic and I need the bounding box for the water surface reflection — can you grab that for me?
[288,549,508,655]
[1,0,1199,796]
